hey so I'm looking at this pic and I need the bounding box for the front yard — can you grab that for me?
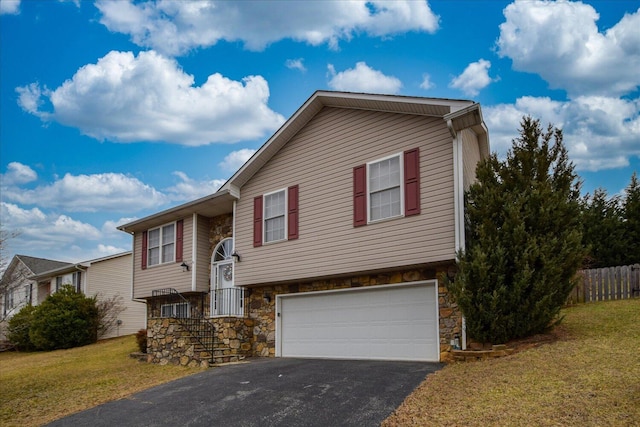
[1,299,637,426]
[384,299,640,426]
[0,335,204,427]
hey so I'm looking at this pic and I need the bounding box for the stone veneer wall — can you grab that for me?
[146,316,255,366]
[246,266,462,362]
[210,317,254,363]
[209,214,233,256]
[147,318,213,367]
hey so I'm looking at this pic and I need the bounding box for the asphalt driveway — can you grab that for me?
[46,358,441,427]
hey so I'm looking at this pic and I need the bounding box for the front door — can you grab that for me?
[211,238,243,316]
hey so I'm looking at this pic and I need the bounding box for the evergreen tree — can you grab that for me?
[622,172,640,264]
[449,117,585,344]
[580,189,626,268]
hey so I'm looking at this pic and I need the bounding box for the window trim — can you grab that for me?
[25,284,31,305]
[263,187,288,244]
[7,289,14,309]
[160,302,190,318]
[147,222,177,268]
[366,152,405,224]
[73,272,82,293]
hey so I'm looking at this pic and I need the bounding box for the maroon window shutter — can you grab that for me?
[141,231,148,270]
[404,148,421,216]
[288,185,299,240]
[253,196,263,247]
[353,164,367,227]
[175,219,184,263]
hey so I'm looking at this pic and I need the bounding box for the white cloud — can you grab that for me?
[219,149,256,172]
[420,74,434,90]
[2,171,167,212]
[102,217,139,236]
[17,50,285,146]
[164,171,226,201]
[327,62,402,94]
[96,0,439,56]
[15,83,50,119]
[484,96,640,172]
[497,1,640,97]
[1,202,46,225]
[1,202,129,261]
[449,59,495,96]
[1,202,102,256]
[93,244,129,258]
[0,0,20,15]
[1,162,37,185]
[286,58,306,72]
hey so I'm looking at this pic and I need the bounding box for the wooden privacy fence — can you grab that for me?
[568,264,640,304]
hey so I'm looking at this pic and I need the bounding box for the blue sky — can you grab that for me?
[1,0,639,263]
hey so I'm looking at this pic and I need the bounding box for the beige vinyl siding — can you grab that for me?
[133,217,194,298]
[461,128,482,190]
[235,107,456,287]
[86,253,146,339]
[195,215,211,293]
[0,263,34,321]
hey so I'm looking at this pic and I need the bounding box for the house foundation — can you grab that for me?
[145,266,462,365]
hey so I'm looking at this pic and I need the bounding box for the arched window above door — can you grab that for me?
[213,238,233,262]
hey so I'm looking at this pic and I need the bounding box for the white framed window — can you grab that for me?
[25,285,31,305]
[73,272,82,293]
[368,153,403,222]
[7,289,14,309]
[148,223,176,267]
[55,277,63,292]
[264,189,287,243]
[160,302,190,318]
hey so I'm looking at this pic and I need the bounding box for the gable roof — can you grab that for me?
[118,90,489,234]
[221,90,488,193]
[29,251,133,281]
[15,255,71,275]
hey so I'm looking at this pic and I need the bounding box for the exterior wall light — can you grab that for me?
[232,251,241,263]
[180,262,190,272]
[263,293,271,304]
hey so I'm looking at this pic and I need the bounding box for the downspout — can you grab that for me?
[192,213,198,292]
[73,264,89,294]
[232,200,237,252]
[447,118,468,351]
[448,119,461,255]
[127,233,147,328]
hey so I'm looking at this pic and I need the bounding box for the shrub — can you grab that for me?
[135,329,147,353]
[29,285,99,351]
[449,117,585,344]
[7,305,37,351]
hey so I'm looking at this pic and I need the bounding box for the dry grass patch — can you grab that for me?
[384,299,640,427]
[0,335,204,427]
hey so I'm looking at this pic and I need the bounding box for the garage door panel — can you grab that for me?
[278,283,439,361]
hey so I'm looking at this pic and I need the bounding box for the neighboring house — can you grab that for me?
[1,255,72,341]
[29,252,146,339]
[118,91,489,365]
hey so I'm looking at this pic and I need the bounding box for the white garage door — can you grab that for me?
[277,282,439,361]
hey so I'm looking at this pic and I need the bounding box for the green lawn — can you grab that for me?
[1,300,638,427]
[0,335,203,427]
[384,299,640,426]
